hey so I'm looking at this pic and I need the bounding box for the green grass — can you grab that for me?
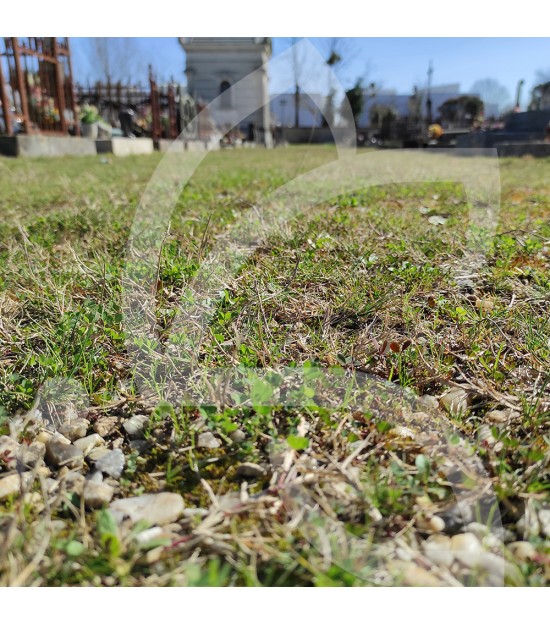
[0,147,548,586]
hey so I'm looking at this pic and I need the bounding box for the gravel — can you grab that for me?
[93,416,118,438]
[73,434,105,455]
[440,388,471,414]
[0,474,21,499]
[122,414,149,439]
[197,431,220,449]
[83,480,115,509]
[18,441,46,469]
[95,448,125,479]
[450,532,482,567]
[45,440,84,469]
[58,419,89,442]
[109,492,185,525]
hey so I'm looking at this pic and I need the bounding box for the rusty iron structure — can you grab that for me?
[74,69,182,142]
[1,39,197,145]
[0,37,79,136]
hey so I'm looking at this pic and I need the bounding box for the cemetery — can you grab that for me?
[3,37,550,158]
[0,37,549,590]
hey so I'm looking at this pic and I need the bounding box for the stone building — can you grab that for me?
[179,37,272,146]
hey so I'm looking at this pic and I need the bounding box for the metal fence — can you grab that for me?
[74,70,182,141]
[0,43,190,142]
[0,37,79,136]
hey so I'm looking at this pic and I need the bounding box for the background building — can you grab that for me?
[270,92,326,127]
[356,83,482,127]
[179,37,272,145]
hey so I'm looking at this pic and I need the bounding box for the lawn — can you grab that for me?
[0,146,548,586]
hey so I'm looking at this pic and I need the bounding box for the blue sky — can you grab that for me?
[70,37,550,109]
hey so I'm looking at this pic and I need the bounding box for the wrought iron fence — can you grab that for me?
[0,37,79,136]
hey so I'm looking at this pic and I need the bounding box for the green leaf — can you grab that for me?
[415,454,430,478]
[97,509,118,536]
[302,385,315,398]
[376,420,393,434]
[250,378,274,405]
[65,540,85,557]
[287,435,309,451]
[97,509,120,556]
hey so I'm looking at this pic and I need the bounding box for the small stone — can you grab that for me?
[36,430,53,444]
[45,441,84,469]
[58,419,89,442]
[109,492,185,525]
[88,471,103,483]
[134,526,177,548]
[417,394,439,412]
[399,562,445,587]
[37,466,51,479]
[423,535,453,567]
[197,431,220,449]
[93,416,118,438]
[485,410,508,424]
[478,424,496,445]
[73,434,104,455]
[18,441,46,469]
[476,297,495,313]
[87,446,110,462]
[479,552,523,586]
[428,515,446,532]
[236,462,266,479]
[0,436,20,470]
[229,429,246,443]
[123,414,149,440]
[135,526,164,545]
[95,448,125,479]
[129,439,151,454]
[465,522,490,538]
[450,532,482,568]
[181,508,209,519]
[0,473,21,499]
[49,432,72,446]
[83,480,114,509]
[440,388,471,415]
[507,541,536,563]
[416,514,445,533]
[61,471,85,495]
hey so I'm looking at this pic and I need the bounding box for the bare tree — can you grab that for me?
[87,38,144,83]
[289,38,305,128]
[470,78,511,115]
[319,38,357,126]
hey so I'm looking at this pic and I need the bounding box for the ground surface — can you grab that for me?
[0,147,548,586]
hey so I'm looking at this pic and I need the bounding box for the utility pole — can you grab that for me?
[426,60,433,125]
[515,79,525,111]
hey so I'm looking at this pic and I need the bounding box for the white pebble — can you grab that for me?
[423,534,454,567]
[73,434,105,455]
[440,388,471,415]
[0,474,21,499]
[197,431,220,449]
[450,532,482,568]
